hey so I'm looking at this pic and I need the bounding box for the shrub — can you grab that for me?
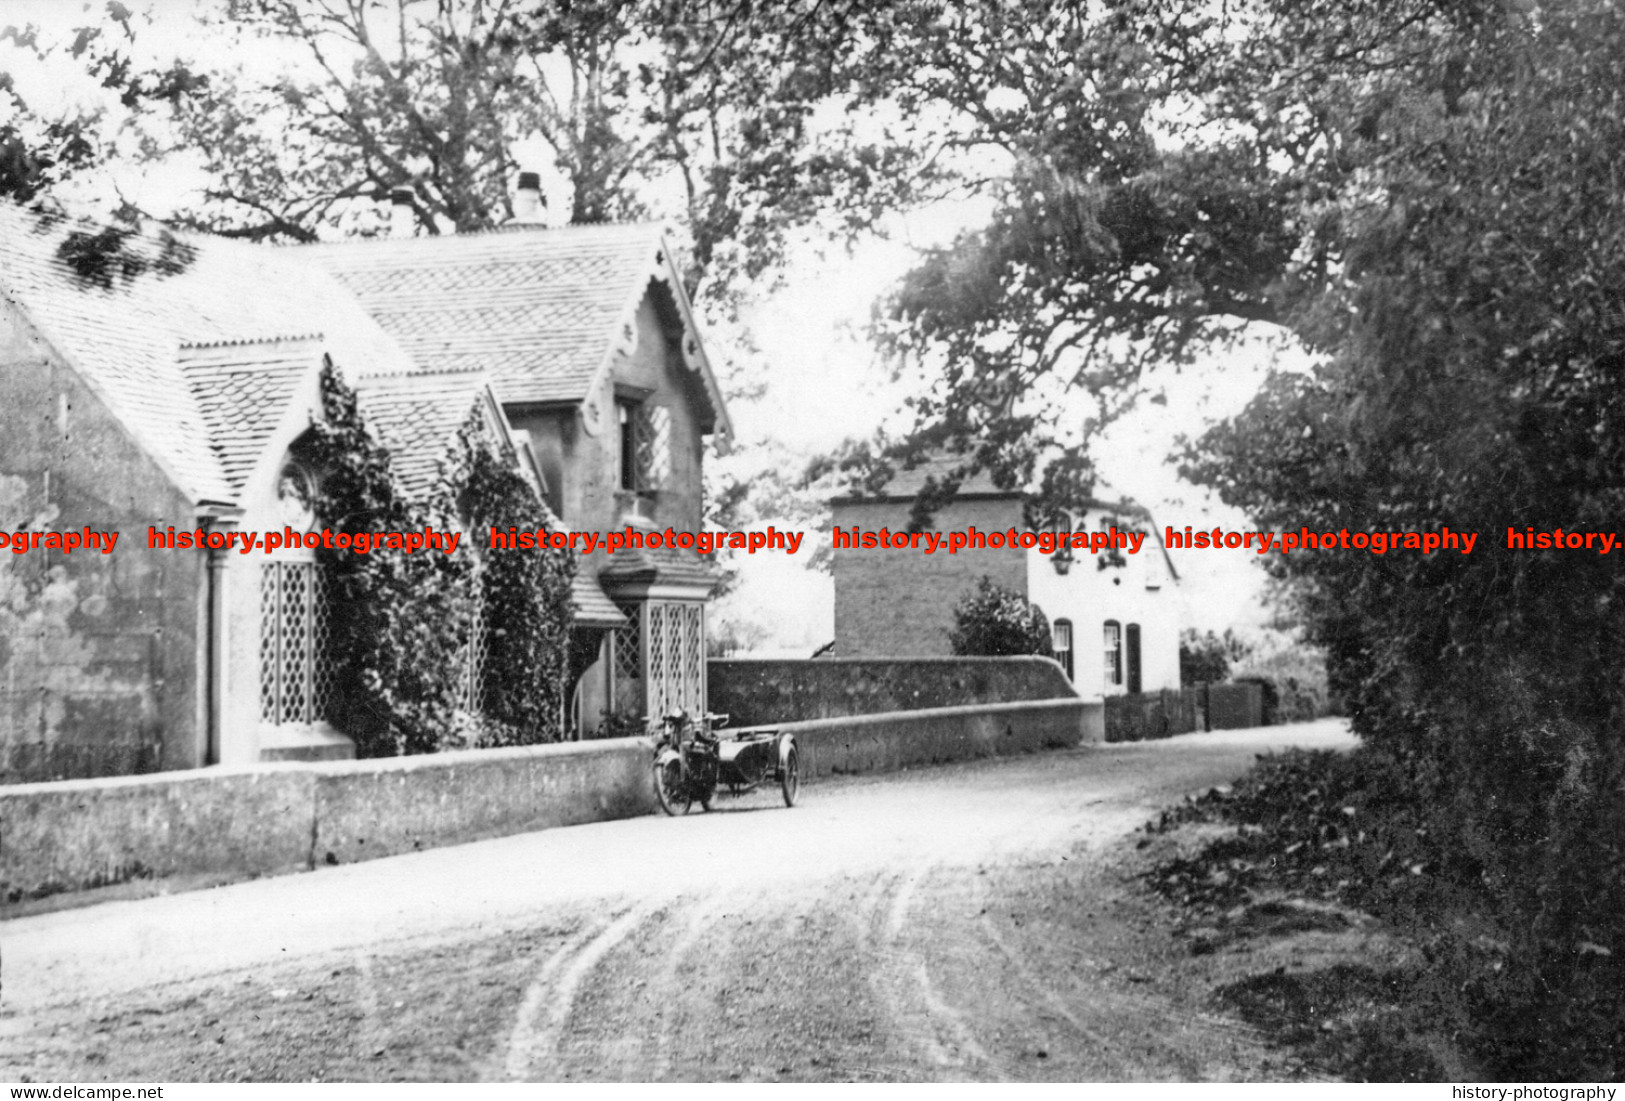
[948,576,1054,658]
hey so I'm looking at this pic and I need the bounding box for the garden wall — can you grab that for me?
[708,656,1077,726]
[1,691,1097,912]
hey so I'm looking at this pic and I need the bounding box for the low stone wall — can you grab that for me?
[310,740,653,865]
[1,766,315,906]
[1,697,1098,912]
[1,737,655,910]
[709,656,1078,726]
[778,697,1102,779]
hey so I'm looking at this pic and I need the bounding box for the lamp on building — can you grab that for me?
[1052,543,1074,575]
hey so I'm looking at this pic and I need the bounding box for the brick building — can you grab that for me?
[830,455,1183,698]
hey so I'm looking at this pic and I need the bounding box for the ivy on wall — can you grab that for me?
[444,409,576,746]
[299,361,574,754]
[299,362,472,755]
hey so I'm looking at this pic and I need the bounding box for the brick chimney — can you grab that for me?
[512,171,545,224]
[390,187,415,238]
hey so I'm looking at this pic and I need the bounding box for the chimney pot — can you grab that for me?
[513,171,545,224]
[389,187,416,239]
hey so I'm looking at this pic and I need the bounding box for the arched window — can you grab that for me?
[1052,618,1074,681]
[1103,619,1122,688]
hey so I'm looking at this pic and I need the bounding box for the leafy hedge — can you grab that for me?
[1183,6,1625,1075]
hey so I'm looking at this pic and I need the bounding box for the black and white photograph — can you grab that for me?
[0,0,1620,1088]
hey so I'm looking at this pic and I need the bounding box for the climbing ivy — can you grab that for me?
[300,361,474,756]
[300,362,575,752]
[443,409,576,746]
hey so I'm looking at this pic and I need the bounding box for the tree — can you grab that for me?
[805,0,1498,512]
[1177,2,1625,1076]
[2,3,202,203]
[948,576,1054,658]
[150,0,929,303]
[1178,628,1250,687]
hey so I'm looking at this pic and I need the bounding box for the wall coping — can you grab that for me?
[303,736,651,777]
[0,738,653,798]
[761,696,1095,734]
[713,656,1067,667]
[0,762,315,798]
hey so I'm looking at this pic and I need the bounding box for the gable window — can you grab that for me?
[1053,618,1074,681]
[1103,619,1122,688]
[618,399,671,493]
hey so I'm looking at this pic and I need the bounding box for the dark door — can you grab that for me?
[1126,623,1142,694]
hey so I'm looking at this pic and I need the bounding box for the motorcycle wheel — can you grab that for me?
[780,746,800,808]
[654,758,690,816]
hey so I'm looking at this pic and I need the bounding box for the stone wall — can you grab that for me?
[709,656,1078,727]
[1,691,1096,911]
[0,297,206,783]
[784,697,1101,779]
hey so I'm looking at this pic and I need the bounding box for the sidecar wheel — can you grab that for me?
[780,746,800,808]
[654,758,690,816]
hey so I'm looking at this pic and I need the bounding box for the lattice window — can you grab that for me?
[619,600,706,717]
[614,602,642,682]
[260,561,335,724]
[680,603,703,714]
[457,575,488,718]
[647,603,667,711]
[618,400,671,492]
[636,405,671,491]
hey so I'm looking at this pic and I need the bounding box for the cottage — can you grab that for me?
[829,455,1182,697]
[0,191,730,783]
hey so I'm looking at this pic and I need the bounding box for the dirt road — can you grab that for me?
[0,721,1353,1082]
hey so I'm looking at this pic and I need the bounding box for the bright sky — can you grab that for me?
[1,0,1285,650]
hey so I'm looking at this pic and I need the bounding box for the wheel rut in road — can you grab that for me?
[1,722,1355,1082]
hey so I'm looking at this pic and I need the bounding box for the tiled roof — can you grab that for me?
[179,339,322,497]
[0,203,729,516]
[571,573,630,629]
[597,543,724,591]
[864,453,1008,498]
[354,373,491,502]
[300,224,723,417]
[0,202,412,505]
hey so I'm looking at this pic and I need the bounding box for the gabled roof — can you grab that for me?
[0,202,412,506]
[1,202,730,513]
[178,337,325,498]
[354,372,503,503]
[300,223,732,442]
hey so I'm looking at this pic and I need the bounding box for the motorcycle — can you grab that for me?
[651,710,799,815]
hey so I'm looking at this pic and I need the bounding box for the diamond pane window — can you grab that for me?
[614,603,642,682]
[618,400,671,492]
[636,405,670,491]
[260,561,335,724]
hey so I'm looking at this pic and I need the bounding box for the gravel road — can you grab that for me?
[0,721,1354,1082]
